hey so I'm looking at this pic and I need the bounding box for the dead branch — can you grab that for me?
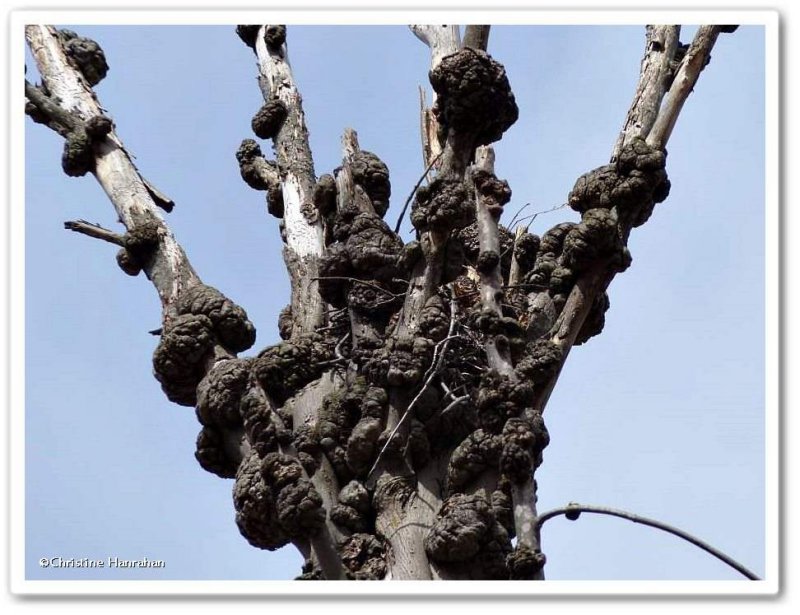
[611,25,681,160]
[64,220,126,246]
[252,25,326,337]
[26,25,195,314]
[647,25,731,150]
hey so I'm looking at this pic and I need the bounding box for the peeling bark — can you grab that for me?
[26,25,196,317]
[253,25,326,337]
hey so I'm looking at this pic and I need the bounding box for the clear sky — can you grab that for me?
[23,23,766,582]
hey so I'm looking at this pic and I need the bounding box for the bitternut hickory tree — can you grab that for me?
[25,23,760,581]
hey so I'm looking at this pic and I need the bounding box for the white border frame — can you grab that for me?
[8,8,780,596]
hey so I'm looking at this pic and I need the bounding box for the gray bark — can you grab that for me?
[253,25,326,337]
[26,25,197,317]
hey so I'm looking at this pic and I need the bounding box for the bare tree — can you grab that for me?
[25,23,756,581]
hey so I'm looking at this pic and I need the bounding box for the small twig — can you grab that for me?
[394,151,443,234]
[64,219,126,247]
[506,202,531,230]
[438,394,470,420]
[334,332,350,361]
[513,202,569,228]
[537,503,761,581]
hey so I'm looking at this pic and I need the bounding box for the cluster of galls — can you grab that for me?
[183,326,352,557]
[429,47,518,147]
[317,152,404,323]
[494,137,670,346]
[233,449,325,551]
[424,491,514,579]
[151,283,257,406]
[570,136,670,229]
[190,324,338,478]
[421,335,560,578]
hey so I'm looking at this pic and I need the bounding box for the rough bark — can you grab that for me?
[647,26,727,150]
[611,25,680,161]
[253,25,326,338]
[26,25,197,317]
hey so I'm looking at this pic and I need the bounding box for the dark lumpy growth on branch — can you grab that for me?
[251,98,287,140]
[513,232,540,274]
[236,25,261,50]
[425,493,494,563]
[515,339,562,389]
[253,334,333,404]
[195,358,251,427]
[195,425,238,479]
[561,208,620,271]
[265,25,287,50]
[351,151,391,217]
[277,304,293,340]
[261,452,325,538]
[575,290,610,345]
[430,48,518,146]
[84,115,113,139]
[569,137,670,228]
[313,174,337,216]
[341,533,386,580]
[346,213,403,278]
[500,416,549,484]
[58,29,109,86]
[239,388,285,458]
[507,545,546,580]
[152,314,215,406]
[115,248,141,276]
[447,429,502,494]
[472,169,512,218]
[411,177,473,232]
[476,370,534,434]
[235,140,282,213]
[116,219,160,275]
[233,450,289,550]
[61,131,94,177]
[363,335,433,388]
[178,284,256,353]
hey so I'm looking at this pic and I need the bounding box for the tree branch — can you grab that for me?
[64,219,126,246]
[533,25,730,415]
[611,25,680,160]
[472,146,515,376]
[252,25,326,337]
[537,503,760,580]
[462,25,491,51]
[26,25,195,315]
[647,25,729,150]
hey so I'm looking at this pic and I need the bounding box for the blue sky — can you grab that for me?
[23,24,767,582]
